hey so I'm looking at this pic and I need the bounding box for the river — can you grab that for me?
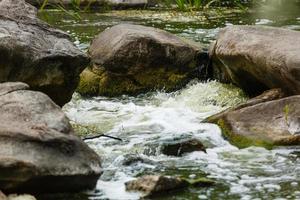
[40,7,300,200]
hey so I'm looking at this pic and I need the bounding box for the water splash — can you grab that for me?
[63,78,300,200]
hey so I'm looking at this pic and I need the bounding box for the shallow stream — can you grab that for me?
[41,7,300,200]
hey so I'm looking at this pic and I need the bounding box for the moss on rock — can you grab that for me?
[216,119,274,149]
[77,66,193,97]
[77,69,101,96]
[77,24,208,97]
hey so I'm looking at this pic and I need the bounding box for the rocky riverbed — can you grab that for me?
[1,0,300,199]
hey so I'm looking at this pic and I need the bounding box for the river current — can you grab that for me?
[41,7,300,200]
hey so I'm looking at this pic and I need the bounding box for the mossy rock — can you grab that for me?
[205,94,300,149]
[77,24,209,97]
[77,67,195,97]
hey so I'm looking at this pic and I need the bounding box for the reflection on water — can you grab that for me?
[44,7,300,200]
[39,7,300,51]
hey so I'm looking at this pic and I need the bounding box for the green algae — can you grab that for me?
[77,66,193,97]
[216,119,274,149]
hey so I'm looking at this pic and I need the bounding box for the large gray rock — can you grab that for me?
[210,25,300,96]
[205,90,300,149]
[78,24,208,96]
[0,82,101,193]
[0,0,89,106]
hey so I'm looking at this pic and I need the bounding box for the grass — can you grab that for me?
[171,0,257,11]
[37,0,265,18]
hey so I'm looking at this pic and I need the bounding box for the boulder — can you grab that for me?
[210,25,300,96]
[205,91,300,149]
[0,82,101,193]
[78,24,208,97]
[0,0,89,106]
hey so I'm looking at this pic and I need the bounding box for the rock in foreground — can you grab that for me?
[206,91,300,149]
[210,25,300,96]
[78,24,208,97]
[0,82,101,193]
[0,0,89,106]
[125,175,188,197]
[125,175,213,197]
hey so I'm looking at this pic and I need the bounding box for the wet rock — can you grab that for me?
[122,154,157,166]
[143,136,206,156]
[0,0,89,106]
[210,25,300,96]
[125,175,189,197]
[206,92,300,149]
[125,175,213,197]
[0,82,101,193]
[78,24,208,97]
[160,138,206,156]
[206,88,286,121]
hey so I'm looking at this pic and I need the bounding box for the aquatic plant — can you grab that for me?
[39,0,94,19]
[40,0,98,12]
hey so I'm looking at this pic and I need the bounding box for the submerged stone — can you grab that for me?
[0,82,102,193]
[125,175,189,197]
[78,24,208,97]
[160,138,206,156]
[125,175,213,197]
[122,154,157,166]
[210,25,300,96]
[0,0,89,106]
[143,136,206,156]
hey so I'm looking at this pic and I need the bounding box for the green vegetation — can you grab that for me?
[216,119,274,149]
[172,0,252,11]
[40,0,97,11]
[40,0,262,12]
[39,0,101,19]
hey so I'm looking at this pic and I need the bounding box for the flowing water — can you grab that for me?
[40,7,300,200]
